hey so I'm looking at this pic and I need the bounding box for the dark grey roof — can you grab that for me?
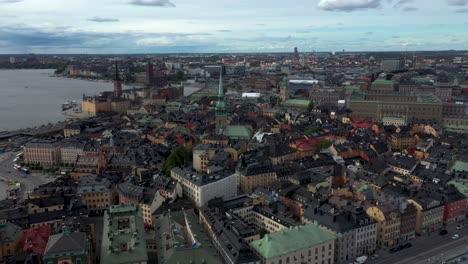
[44,232,87,256]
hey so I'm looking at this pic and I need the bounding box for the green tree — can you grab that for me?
[163,146,192,176]
[307,100,314,112]
[259,228,268,239]
[315,139,333,154]
[305,126,321,135]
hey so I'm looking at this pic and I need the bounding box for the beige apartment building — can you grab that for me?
[24,140,60,166]
[77,176,115,213]
[366,205,401,248]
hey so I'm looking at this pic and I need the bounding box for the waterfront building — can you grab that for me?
[59,141,85,165]
[24,140,60,166]
[249,224,336,264]
[64,123,84,138]
[101,205,147,264]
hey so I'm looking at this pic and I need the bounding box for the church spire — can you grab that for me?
[215,65,226,116]
[215,65,228,134]
[115,62,120,81]
[218,67,224,98]
[113,62,123,98]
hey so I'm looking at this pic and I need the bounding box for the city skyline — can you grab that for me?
[0,0,468,54]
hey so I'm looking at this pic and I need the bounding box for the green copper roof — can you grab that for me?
[222,125,252,139]
[382,116,405,122]
[102,205,147,264]
[0,222,21,243]
[350,90,366,101]
[452,161,468,173]
[216,67,227,116]
[249,224,336,259]
[448,179,468,197]
[108,204,138,214]
[345,85,361,92]
[419,94,442,103]
[445,125,468,134]
[372,79,398,86]
[172,126,191,135]
[282,99,312,107]
[412,77,433,84]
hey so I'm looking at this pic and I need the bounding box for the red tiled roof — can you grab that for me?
[290,138,319,151]
[280,124,293,131]
[351,121,374,129]
[18,226,51,255]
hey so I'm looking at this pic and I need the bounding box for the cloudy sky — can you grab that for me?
[0,0,467,53]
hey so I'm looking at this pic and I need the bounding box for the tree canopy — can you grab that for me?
[163,146,192,176]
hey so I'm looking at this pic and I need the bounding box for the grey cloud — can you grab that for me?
[402,6,418,11]
[366,31,373,35]
[87,17,120,23]
[393,0,414,8]
[455,7,468,12]
[0,24,210,53]
[318,0,382,11]
[256,24,266,26]
[392,35,400,38]
[216,29,232,32]
[0,0,23,2]
[129,0,175,7]
[447,0,468,6]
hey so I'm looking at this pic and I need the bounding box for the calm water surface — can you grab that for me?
[0,69,199,131]
[0,69,123,131]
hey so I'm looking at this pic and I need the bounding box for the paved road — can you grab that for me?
[0,152,53,200]
[370,225,468,264]
[88,216,104,258]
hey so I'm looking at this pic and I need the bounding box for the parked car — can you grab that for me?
[389,247,400,253]
[456,225,463,230]
[439,229,448,235]
[452,234,460,240]
[403,243,412,248]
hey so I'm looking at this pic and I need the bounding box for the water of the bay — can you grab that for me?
[0,69,199,131]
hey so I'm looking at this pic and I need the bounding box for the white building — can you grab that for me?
[171,167,237,207]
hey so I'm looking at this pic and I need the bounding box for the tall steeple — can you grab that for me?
[215,65,228,134]
[113,62,122,98]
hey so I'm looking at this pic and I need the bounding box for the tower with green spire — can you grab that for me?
[215,66,228,134]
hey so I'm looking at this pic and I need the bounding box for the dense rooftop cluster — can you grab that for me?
[1,51,468,264]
